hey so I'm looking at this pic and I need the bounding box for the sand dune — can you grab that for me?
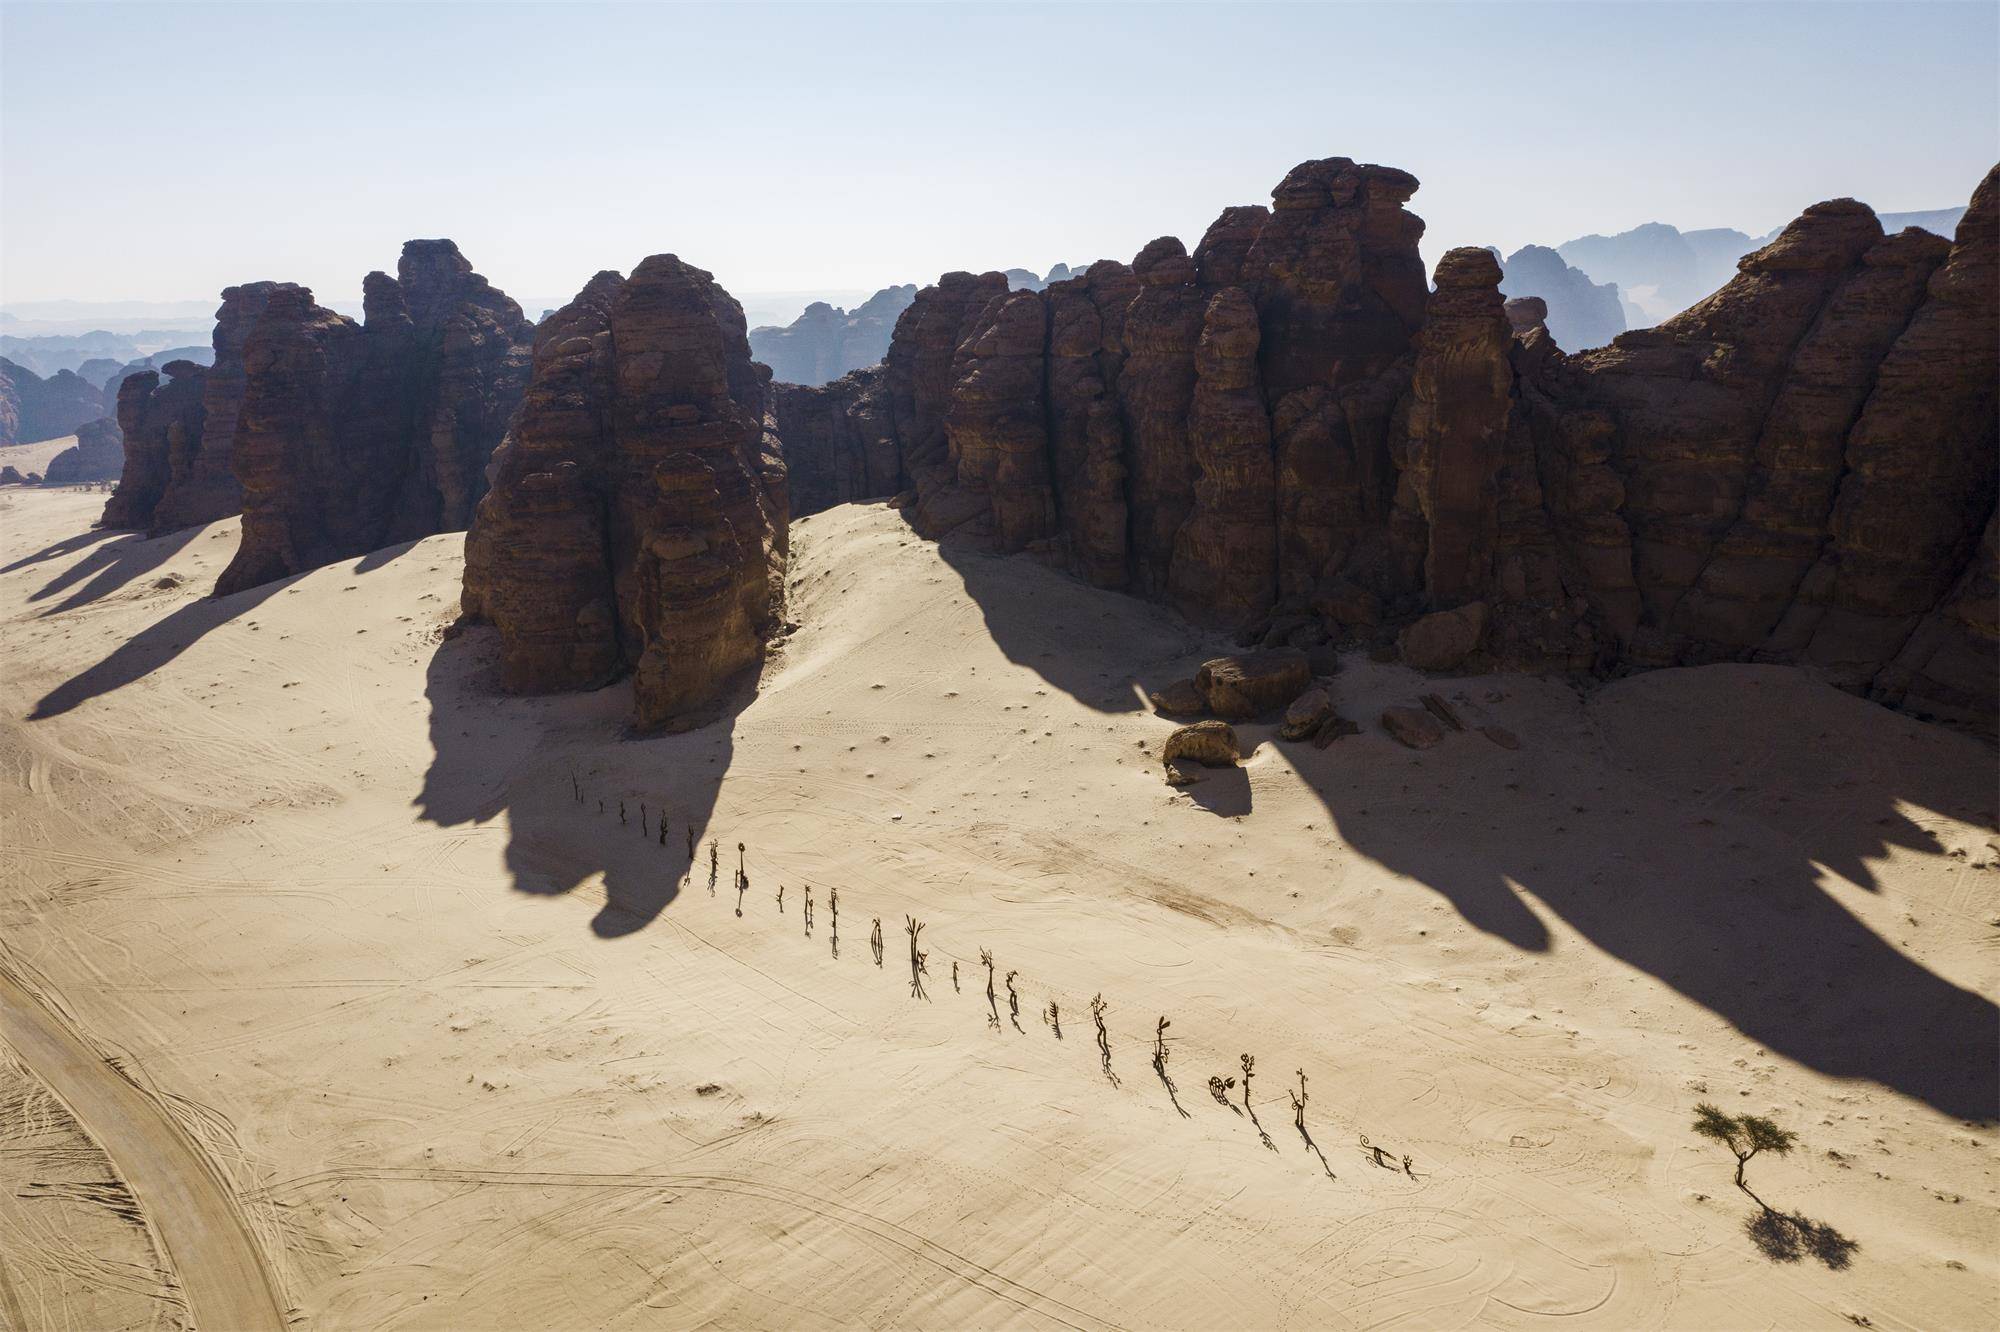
[1,487,1994,1330]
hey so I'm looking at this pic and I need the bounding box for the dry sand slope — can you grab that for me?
[0,486,1995,1331]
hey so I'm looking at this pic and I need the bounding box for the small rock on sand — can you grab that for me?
[1163,720,1241,785]
[1381,707,1446,749]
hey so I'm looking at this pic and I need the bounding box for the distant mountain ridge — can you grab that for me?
[751,265,1081,385]
[1556,206,1967,325]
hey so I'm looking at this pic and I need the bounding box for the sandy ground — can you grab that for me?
[0,486,1995,1331]
[0,435,80,480]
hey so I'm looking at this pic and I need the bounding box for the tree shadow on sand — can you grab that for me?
[1745,1208,1860,1269]
[413,625,740,939]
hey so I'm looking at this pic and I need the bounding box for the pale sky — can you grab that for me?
[3,1,1995,311]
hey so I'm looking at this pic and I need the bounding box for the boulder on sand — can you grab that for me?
[1398,601,1488,671]
[1278,687,1332,740]
[1163,720,1241,784]
[1194,647,1311,719]
[1381,706,1446,749]
[1148,679,1204,716]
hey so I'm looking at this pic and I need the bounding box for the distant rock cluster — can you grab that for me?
[461,256,789,731]
[1495,245,1624,351]
[0,358,107,446]
[101,282,290,534]
[771,158,1998,731]
[748,285,917,386]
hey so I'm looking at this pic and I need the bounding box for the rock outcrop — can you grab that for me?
[462,256,787,730]
[42,416,124,485]
[1194,649,1312,719]
[215,241,532,595]
[101,283,288,534]
[749,284,917,386]
[764,157,1998,733]
[0,358,105,445]
[1497,244,1625,350]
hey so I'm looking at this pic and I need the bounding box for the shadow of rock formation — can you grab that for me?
[27,525,202,617]
[413,625,741,938]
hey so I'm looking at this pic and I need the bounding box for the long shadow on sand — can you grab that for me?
[413,626,739,938]
[925,530,1998,1122]
[30,573,295,719]
[27,524,203,616]
[1,526,122,574]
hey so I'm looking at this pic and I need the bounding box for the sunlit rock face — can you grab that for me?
[462,256,788,731]
[765,158,1998,732]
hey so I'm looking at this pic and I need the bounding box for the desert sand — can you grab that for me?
[1,486,1995,1331]
[0,436,81,481]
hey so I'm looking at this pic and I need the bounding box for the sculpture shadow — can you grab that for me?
[1273,710,2000,1122]
[414,626,736,939]
[27,524,203,616]
[29,571,293,720]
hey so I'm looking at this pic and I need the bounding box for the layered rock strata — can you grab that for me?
[768,157,1997,730]
[215,241,532,594]
[461,256,788,730]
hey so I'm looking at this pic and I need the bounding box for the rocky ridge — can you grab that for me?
[0,358,106,446]
[768,157,1999,732]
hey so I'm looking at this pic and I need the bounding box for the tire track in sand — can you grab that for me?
[0,960,284,1332]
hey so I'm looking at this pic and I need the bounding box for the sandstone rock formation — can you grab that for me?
[763,157,1997,733]
[462,256,788,730]
[0,358,105,445]
[1148,679,1204,716]
[214,242,532,595]
[1162,720,1240,784]
[0,465,26,486]
[42,416,124,485]
[1498,244,1625,350]
[1278,687,1332,739]
[749,285,917,386]
[1194,649,1312,719]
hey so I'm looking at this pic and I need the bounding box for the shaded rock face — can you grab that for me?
[102,283,289,534]
[750,284,918,386]
[0,358,105,446]
[462,257,788,731]
[773,157,1999,732]
[1498,244,1625,351]
[215,242,531,595]
[42,415,125,485]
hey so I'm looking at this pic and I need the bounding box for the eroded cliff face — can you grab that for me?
[213,241,531,595]
[461,256,788,731]
[101,282,291,534]
[768,157,1998,731]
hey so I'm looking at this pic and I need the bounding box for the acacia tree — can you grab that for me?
[1692,1103,1797,1207]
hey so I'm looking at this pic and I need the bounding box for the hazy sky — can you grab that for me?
[3,1,1995,311]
